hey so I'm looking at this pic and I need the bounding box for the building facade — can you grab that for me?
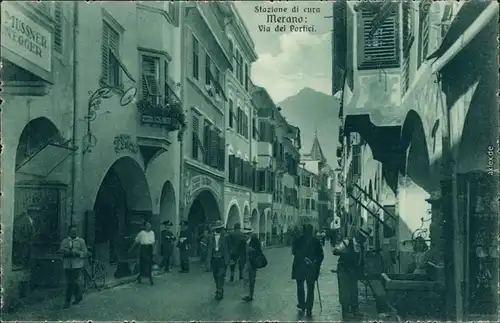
[223,3,259,232]
[334,0,498,319]
[180,2,232,257]
[298,166,319,229]
[2,1,185,307]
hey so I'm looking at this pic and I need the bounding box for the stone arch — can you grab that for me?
[401,110,432,191]
[12,117,65,269]
[92,156,152,268]
[226,200,241,229]
[159,180,176,230]
[242,202,250,220]
[250,209,259,231]
[187,189,221,257]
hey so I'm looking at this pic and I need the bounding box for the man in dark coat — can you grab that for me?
[240,226,263,302]
[206,220,231,300]
[160,221,175,272]
[228,222,245,281]
[177,220,190,273]
[333,227,371,319]
[292,224,324,317]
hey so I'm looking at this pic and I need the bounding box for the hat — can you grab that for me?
[212,220,225,229]
[358,227,372,238]
[243,227,253,233]
[162,220,173,226]
[180,220,188,226]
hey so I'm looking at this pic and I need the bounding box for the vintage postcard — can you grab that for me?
[1,1,498,322]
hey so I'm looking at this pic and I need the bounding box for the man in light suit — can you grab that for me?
[58,225,88,309]
[206,220,230,300]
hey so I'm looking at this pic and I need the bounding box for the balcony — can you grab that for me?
[343,2,407,165]
[136,80,186,168]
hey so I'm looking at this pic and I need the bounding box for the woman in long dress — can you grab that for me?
[130,220,155,285]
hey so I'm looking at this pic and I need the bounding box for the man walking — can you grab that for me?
[206,220,230,300]
[177,220,190,273]
[58,225,88,309]
[240,226,263,302]
[292,224,324,317]
[160,220,175,272]
[228,222,245,281]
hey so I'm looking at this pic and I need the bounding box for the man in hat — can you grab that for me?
[240,225,263,302]
[292,224,324,317]
[228,222,245,282]
[206,220,230,300]
[333,227,371,319]
[177,220,190,273]
[160,220,175,272]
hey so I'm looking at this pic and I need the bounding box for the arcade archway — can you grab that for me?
[93,156,152,270]
[187,190,221,257]
[243,205,250,223]
[159,180,176,230]
[250,209,259,232]
[12,117,65,270]
[226,203,240,229]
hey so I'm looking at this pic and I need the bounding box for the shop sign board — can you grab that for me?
[1,3,53,82]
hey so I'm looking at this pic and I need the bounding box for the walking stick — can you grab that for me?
[316,279,323,312]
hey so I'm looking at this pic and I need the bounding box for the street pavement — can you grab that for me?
[5,246,350,321]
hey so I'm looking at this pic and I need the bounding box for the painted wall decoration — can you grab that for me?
[113,134,138,154]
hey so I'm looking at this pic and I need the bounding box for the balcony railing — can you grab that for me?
[137,79,186,136]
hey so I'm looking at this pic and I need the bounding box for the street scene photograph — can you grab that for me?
[1,1,498,322]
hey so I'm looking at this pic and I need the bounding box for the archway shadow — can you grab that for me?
[187,190,221,257]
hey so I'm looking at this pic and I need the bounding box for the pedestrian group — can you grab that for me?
[57,217,375,320]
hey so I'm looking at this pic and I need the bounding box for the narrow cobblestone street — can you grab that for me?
[5,246,351,321]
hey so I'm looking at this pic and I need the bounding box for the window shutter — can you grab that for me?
[54,3,63,53]
[203,123,211,164]
[210,130,218,168]
[142,56,160,97]
[229,155,235,183]
[239,159,244,186]
[219,136,225,170]
[192,115,200,159]
[101,23,110,81]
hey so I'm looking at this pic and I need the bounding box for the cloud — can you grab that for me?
[251,32,332,102]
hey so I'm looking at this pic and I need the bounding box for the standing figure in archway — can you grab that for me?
[130,221,155,285]
[206,220,230,301]
[160,221,175,272]
[240,226,263,302]
[58,225,87,309]
[178,220,191,273]
[228,223,245,282]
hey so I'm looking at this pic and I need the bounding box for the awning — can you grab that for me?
[16,142,76,177]
[427,1,496,64]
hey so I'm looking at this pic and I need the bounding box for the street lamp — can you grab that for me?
[82,65,138,154]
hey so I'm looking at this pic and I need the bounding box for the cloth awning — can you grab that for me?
[16,142,76,177]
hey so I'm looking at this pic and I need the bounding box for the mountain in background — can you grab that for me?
[278,87,341,167]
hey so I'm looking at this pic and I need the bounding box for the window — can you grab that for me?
[252,117,257,140]
[311,199,316,211]
[205,53,211,85]
[192,36,199,80]
[228,99,234,129]
[228,39,234,71]
[236,107,242,135]
[238,55,244,84]
[257,170,266,192]
[102,21,120,86]
[244,63,249,91]
[54,3,63,53]
[359,6,399,69]
[192,115,201,160]
[203,120,212,164]
[141,55,160,104]
[259,120,267,141]
[235,49,241,81]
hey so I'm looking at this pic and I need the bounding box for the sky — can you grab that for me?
[234,1,333,102]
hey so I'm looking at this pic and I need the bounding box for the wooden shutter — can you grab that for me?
[228,155,235,183]
[54,3,63,53]
[210,130,219,168]
[228,100,234,128]
[142,56,160,98]
[218,136,225,170]
[203,122,211,164]
[102,22,110,81]
[239,159,244,186]
[192,115,199,159]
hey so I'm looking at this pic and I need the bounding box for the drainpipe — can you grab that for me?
[70,2,80,228]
